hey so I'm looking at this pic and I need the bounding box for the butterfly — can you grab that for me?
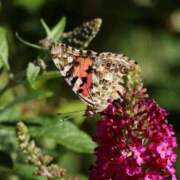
[51,43,136,113]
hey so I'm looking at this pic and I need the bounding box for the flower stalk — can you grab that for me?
[16,122,67,180]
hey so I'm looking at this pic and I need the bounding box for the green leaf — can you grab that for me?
[31,118,96,154]
[0,107,21,122]
[0,27,9,70]
[40,19,51,37]
[14,164,45,180]
[50,17,66,42]
[27,62,40,88]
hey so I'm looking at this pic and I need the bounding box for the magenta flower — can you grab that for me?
[89,95,177,180]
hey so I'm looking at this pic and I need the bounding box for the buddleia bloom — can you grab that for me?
[89,64,177,180]
[89,96,177,180]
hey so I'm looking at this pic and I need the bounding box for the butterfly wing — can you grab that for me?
[62,18,102,49]
[89,52,136,111]
[51,43,136,112]
[51,43,96,107]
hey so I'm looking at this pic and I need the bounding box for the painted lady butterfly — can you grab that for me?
[51,43,136,113]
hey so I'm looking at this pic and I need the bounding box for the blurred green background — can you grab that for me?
[0,0,179,179]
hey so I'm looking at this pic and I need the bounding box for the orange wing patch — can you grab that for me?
[73,57,93,97]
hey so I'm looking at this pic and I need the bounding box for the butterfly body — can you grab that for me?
[51,43,135,112]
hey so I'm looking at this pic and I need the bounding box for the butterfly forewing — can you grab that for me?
[62,18,102,49]
[51,43,96,106]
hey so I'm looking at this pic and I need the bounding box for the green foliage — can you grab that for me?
[41,17,66,42]
[0,27,9,70]
[26,62,40,89]
[0,4,101,177]
[16,17,66,50]
[14,164,45,180]
[50,17,66,42]
[40,19,51,37]
[31,118,96,154]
